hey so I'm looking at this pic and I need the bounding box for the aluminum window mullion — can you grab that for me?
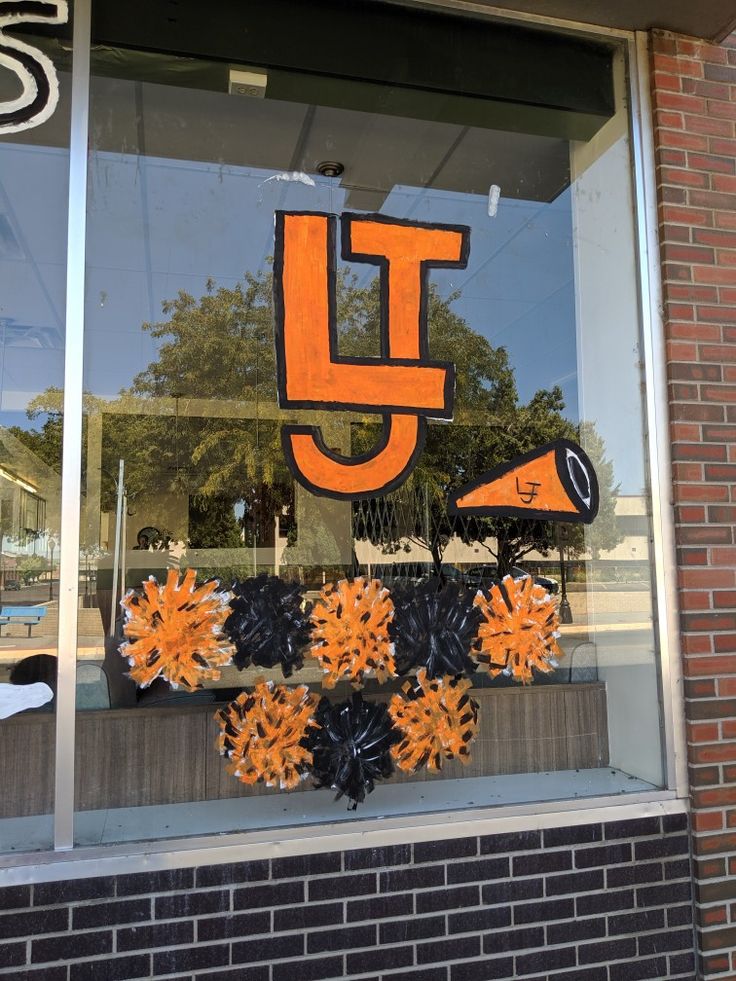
[628,32,688,797]
[53,0,92,851]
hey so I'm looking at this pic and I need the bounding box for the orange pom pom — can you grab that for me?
[309,577,396,688]
[388,668,478,773]
[120,568,234,690]
[215,679,320,789]
[473,574,561,684]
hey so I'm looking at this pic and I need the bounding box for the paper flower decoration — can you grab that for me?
[473,574,561,684]
[388,668,479,773]
[389,579,481,678]
[120,568,234,690]
[215,679,320,789]
[308,692,398,808]
[309,577,396,688]
[226,575,312,677]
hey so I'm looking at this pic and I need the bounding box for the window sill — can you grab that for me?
[0,772,685,886]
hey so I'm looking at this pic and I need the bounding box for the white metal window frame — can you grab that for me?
[0,0,687,885]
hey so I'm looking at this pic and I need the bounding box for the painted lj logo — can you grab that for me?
[274,211,469,500]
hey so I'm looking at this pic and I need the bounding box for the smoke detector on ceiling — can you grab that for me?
[228,67,268,98]
[317,161,345,178]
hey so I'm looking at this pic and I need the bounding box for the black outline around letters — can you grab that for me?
[447,438,600,524]
[281,416,428,502]
[274,211,469,418]
[274,210,470,500]
[0,1,68,133]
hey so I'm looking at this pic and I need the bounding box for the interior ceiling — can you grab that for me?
[436,0,736,42]
[19,74,570,205]
[129,81,570,205]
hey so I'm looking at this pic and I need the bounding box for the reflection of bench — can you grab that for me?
[0,606,47,637]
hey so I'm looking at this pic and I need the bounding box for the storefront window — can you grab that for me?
[0,14,72,851]
[1,1,668,851]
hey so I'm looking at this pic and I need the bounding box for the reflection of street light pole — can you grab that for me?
[107,460,125,638]
[48,538,56,601]
[556,526,573,625]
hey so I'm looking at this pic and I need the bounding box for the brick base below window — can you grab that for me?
[0,815,694,981]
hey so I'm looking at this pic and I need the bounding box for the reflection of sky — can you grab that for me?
[0,144,68,434]
[383,185,577,412]
[83,154,577,414]
[0,145,644,492]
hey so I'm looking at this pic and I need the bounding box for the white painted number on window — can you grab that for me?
[0,0,69,134]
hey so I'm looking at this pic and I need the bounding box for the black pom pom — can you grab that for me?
[308,692,398,809]
[389,578,481,679]
[225,575,312,678]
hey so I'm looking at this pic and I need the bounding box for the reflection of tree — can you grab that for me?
[14,272,292,547]
[125,275,289,545]
[8,412,63,474]
[367,432,622,579]
[11,269,621,570]
[347,285,622,575]
[188,496,243,549]
[16,553,46,583]
[576,422,621,561]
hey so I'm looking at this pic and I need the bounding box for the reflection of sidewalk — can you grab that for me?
[0,635,104,662]
[559,621,651,637]
[0,621,651,660]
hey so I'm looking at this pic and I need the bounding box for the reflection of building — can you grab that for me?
[0,466,47,546]
[591,494,648,563]
[0,429,59,583]
[355,494,652,575]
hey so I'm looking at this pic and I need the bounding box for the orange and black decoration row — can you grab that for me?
[308,573,561,687]
[214,672,480,808]
[119,571,562,691]
[119,569,560,806]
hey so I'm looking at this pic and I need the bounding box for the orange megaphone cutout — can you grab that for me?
[448,439,599,524]
[274,211,469,499]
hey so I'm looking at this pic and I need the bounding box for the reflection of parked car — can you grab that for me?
[437,564,466,584]
[369,562,465,589]
[4,581,21,591]
[465,564,559,595]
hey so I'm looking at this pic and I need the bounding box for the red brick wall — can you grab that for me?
[651,29,736,979]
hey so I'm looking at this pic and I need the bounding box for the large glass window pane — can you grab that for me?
[0,23,72,852]
[72,7,664,846]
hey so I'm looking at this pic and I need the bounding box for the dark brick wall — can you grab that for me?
[0,816,694,981]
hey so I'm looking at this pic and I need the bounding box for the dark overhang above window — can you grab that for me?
[87,0,736,55]
[442,0,736,43]
[86,0,615,143]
